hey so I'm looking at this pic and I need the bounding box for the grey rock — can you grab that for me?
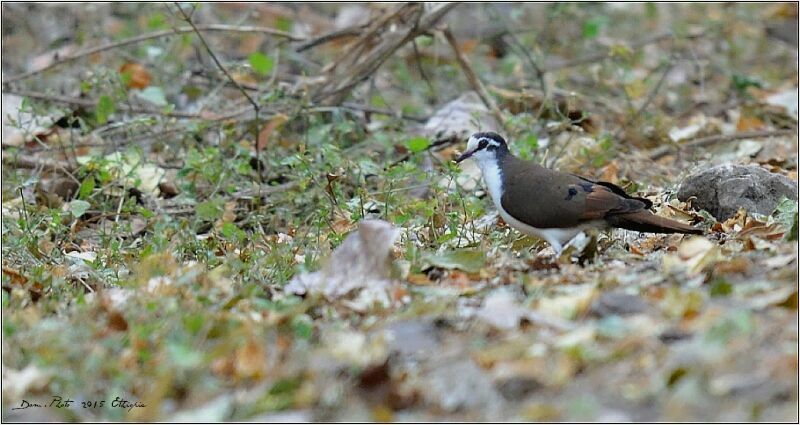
[590,291,650,317]
[495,376,543,401]
[423,359,504,415]
[678,164,798,220]
[383,319,440,358]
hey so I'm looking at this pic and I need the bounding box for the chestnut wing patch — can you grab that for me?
[579,184,649,220]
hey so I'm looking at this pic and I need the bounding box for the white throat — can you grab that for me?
[474,155,505,212]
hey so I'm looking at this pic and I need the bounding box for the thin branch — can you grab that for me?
[4,89,228,119]
[2,24,302,85]
[172,3,263,181]
[649,129,797,160]
[543,29,705,72]
[442,28,506,129]
[295,26,366,52]
[3,152,76,174]
[613,57,675,139]
[412,38,437,102]
[487,5,547,103]
[314,2,457,105]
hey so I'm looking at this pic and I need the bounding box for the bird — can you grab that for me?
[455,131,703,254]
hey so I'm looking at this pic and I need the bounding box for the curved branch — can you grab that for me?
[3,24,302,85]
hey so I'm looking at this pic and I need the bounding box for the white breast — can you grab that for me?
[475,158,583,253]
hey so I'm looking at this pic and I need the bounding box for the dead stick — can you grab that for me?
[2,24,301,85]
[543,29,705,72]
[613,56,675,139]
[173,3,263,181]
[5,89,212,119]
[3,152,76,173]
[649,129,796,160]
[442,28,506,128]
[295,26,366,52]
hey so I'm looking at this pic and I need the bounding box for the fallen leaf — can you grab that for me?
[422,249,485,273]
[284,220,400,311]
[257,113,289,150]
[119,62,151,89]
[663,236,721,275]
[235,339,268,379]
[735,114,765,131]
[2,365,52,400]
[535,285,597,320]
[477,290,527,330]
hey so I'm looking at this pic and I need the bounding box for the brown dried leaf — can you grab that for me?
[234,340,268,379]
[257,114,289,150]
[735,114,765,131]
[107,310,129,332]
[119,62,151,89]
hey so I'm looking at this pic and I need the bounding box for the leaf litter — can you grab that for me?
[2,3,798,422]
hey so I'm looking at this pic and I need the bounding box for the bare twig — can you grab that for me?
[5,89,215,119]
[487,5,548,104]
[543,29,705,72]
[340,102,427,122]
[295,26,366,52]
[614,57,675,139]
[172,3,263,181]
[442,28,506,128]
[649,129,797,160]
[412,38,437,101]
[314,2,457,105]
[2,24,301,85]
[3,152,75,173]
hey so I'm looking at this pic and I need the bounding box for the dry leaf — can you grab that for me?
[234,340,268,379]
[257,113,289,150]
[735,114,765,131]
[284,220,400,311]
[663,236,721,275]
[119,62,151,89]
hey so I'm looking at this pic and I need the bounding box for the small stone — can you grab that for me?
[495,376,543,401]
[590,291,650,317]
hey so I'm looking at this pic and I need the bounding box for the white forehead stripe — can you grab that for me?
[467,136,500,152]
[482,137,501,147]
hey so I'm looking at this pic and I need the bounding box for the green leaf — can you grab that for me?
[196,199,223,222]
[276,17,293,32]
[79,176,95,199]
[221,222,237,238]
[119,70,132,86]
[415,34,434,47]
[167,342,203,368]
[582,16,606,39]
[291,314,313,340]
[709,279,732,297]
[523,133,539,150]
[67,200,91,218]
[138,87,167,106]
[422,249,485,273]
[407,136,431,153]
[147,13,166,29]
[731,74,763,93]
[249,52,275,76]
[773,197,798,241]
[96,95,116,124]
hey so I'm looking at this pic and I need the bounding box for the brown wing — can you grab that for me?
[499,159,650,229]
[501,174,647,229]
[580,184,649,220]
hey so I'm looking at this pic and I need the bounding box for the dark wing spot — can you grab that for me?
[579,182,594,193]
[565,187,578,200]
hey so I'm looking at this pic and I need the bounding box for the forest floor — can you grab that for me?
[2,3,798,421]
